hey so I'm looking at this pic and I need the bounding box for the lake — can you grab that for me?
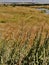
[37,8,49,14]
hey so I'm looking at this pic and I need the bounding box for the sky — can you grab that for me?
[0,0,49,3]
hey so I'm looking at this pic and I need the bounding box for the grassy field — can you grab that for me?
[0,6,49,65]
[0,6,49,23]
[30,5,49,9]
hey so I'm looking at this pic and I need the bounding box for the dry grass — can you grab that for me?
[0,6,49,23]
[0,6,49,44]
[30,5,49,9]
[0,6,49,65]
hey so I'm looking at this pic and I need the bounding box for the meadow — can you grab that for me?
[0,5,49,65]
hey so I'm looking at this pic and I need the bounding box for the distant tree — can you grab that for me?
[3,4,6,6]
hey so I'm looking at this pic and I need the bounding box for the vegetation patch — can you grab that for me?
[0,6,49,65]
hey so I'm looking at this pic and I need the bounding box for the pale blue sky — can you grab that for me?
[0,0,49,3]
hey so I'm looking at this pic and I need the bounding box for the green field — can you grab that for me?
[0,6,49,65]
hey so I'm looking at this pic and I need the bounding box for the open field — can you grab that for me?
[0,6,49,65]
[0,6,49,23]
[30,5,49,9]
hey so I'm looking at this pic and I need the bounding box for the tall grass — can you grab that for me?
[21,27,49,65]
[0,26,49,65]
